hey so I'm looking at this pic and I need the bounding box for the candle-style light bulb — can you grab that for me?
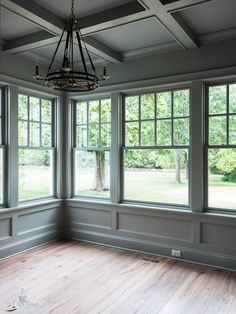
[33,64,42,80]
[100,65,110,81]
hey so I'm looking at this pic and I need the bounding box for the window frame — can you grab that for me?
[18,93,57,203]
[72,97,112,200]
[122,87,191,208]
[0,87,7,207]
[205,82,236,213]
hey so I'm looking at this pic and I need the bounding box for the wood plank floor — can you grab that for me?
[0,241,235,314]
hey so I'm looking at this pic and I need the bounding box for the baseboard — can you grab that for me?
[71,229,236,272]
[0,231,59,260]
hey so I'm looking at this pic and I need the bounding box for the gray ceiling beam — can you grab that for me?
[1,0,149,63]
[78,1,151,36]
[84,37,123,64]
[162,0,213,13]
[138,0,198,49]
[1,0,65,35]
[3,31,58,54]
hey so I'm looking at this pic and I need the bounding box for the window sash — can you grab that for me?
[206,83,236,211]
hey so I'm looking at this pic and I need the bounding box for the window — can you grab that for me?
[74,99,111,198]
[18,95,55,201]
[207,84,236,210]
[123,89,190,205]
[0,89,5,205]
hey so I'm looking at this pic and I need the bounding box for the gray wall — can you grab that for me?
[0,38,236,270]
[0,201,64,259]
[67,201,236,271]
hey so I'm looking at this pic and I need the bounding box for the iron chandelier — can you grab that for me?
[33,0,110,92]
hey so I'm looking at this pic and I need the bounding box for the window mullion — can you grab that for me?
[190,81,204,213]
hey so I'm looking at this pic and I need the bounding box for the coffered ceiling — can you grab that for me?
[0,0,236,68]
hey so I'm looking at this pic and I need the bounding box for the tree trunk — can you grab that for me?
[94,151,105,191]
[174,150,181,183]
[184,151,188,179]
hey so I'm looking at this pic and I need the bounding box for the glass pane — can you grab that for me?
[0,149,3,204]
[19,149,53,201]
[156,92,171,118]
[125,122,139,146]
[125,96,139,121]
[157,120,172,145]
[77,102,87,124]
[209,116,226,145]
[41,99,52,123]
[141,121,155,146]
[124,149,189,205]
[89,101,99,123]
[30,122,40,146]
[101,99,111,123]
[174,118,189,145]
[89,123,99,147]
[208,148,236,210]
[229,116,236,145]
[229,84,236,113]
[41,124,52,147]
[18,121,28,146]
[101,124,111,147]
[174,89,189,117]
[75,150,110,198]
[209,85,227,115]
[18,95,28,120]
[29,97,40,121]
[141,94,155,119]
[77,125,87,147]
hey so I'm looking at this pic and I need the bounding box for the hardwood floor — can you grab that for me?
[0,241,235,314]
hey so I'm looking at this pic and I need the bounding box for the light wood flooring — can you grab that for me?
[0,240,235,314]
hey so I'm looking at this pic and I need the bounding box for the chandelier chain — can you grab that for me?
[71,0,74,17]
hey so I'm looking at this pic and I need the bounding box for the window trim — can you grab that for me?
[73,98,112,199]
[122,87,191,207]
[205,82,236,213]
[18,93,57,203]
[0,87,7,206]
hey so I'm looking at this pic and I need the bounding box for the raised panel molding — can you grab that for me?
[70,207,112,229]
[17,208,58,235]
[201,223,236,249]
[0,218,12,240]
[117,212,193,242]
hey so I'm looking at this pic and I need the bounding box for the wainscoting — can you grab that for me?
[0,199,235,271]
[67,200,236,271]
[0,200,63,259]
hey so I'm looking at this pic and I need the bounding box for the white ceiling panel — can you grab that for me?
[179,0,236,35]
[91,17,176,53]
[0,7,40,40]
[32,0,134,19]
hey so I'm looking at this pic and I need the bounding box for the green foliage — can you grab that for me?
[209,149,236,182]
[209,85,227,114]
[124,149,187,170]
[174,90,189,117]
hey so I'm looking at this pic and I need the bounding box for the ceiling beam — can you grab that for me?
[161,0,214,13]
[138,0,198,49]
[84,37,123,63]
[1,0,149,63]
[3,31,58,54]
[1,0,64,35]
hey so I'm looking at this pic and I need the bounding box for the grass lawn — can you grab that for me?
[19,166,236,210]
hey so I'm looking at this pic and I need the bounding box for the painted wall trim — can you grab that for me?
[71,229,236,272]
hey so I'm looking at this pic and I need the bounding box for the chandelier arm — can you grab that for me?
[76,31,88,75]
[63,27,71,69]
[47,27,66,75]
[78,28,96,73]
